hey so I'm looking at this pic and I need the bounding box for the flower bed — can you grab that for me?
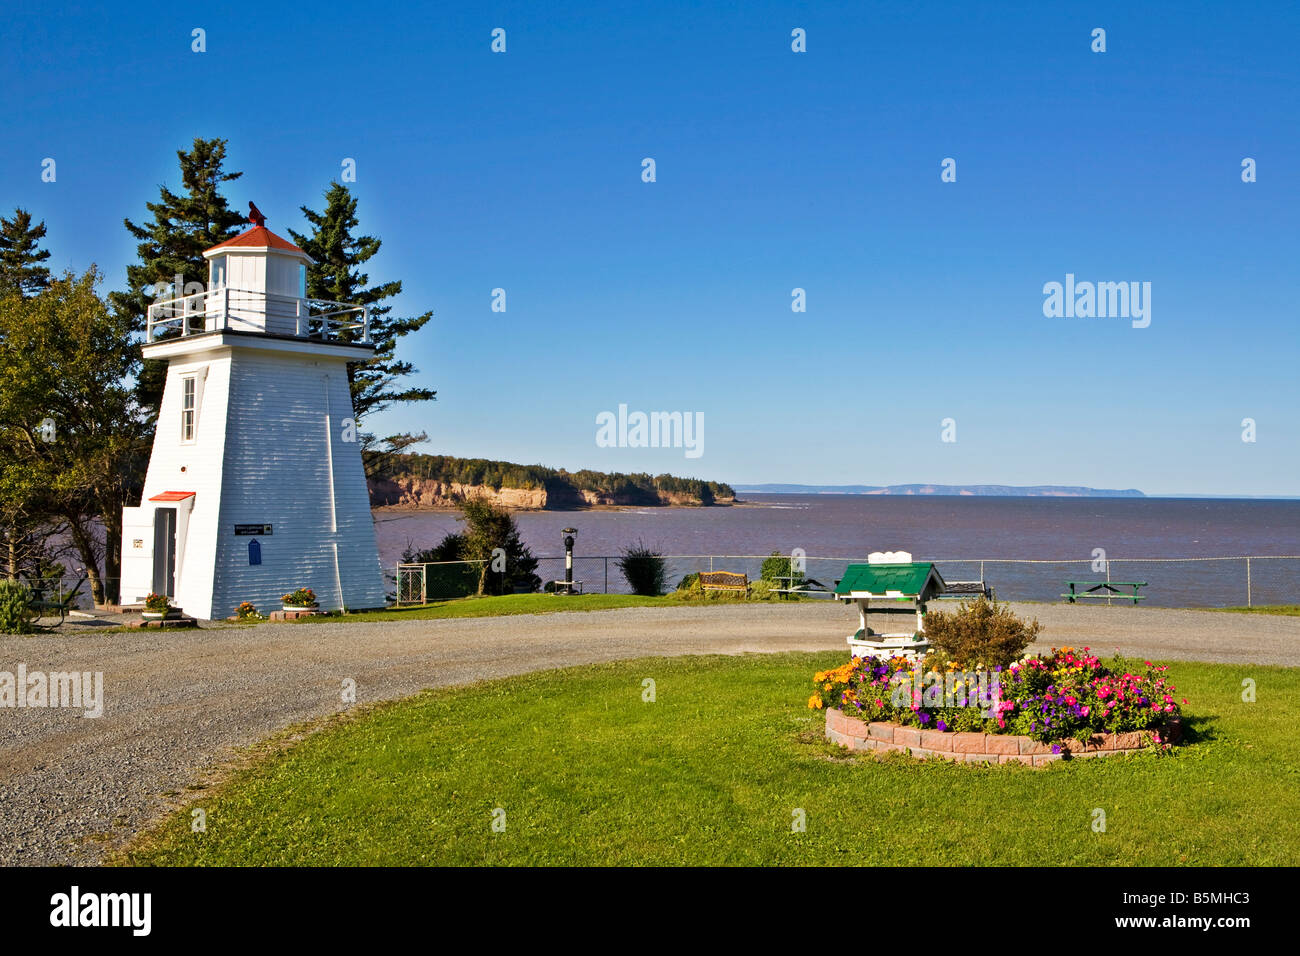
[824,708,1181,764]
[810,646,1185,755]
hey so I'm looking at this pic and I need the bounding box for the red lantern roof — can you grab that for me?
[204,225,306,256]
[149,491,196,502]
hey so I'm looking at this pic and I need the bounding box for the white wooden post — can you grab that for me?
[222,286,230,331]
[362,305,371,343]
[295,298,304,337]
[1246,557,1252,608]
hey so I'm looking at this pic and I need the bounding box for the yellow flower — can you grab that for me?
[808,695,823,710]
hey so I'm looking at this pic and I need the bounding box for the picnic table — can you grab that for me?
[549,580,583,595]
[23,584,78,628]
[1062,581,1147,605]
[769,575,834,598]
[938,580,996,601]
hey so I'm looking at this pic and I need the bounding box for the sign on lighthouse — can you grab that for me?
[118,205,388,619]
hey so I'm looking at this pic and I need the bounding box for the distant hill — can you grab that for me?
[369,453,736,509]
[735,483,1145,498]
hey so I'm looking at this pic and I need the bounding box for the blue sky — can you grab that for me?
[2,1,1297,496]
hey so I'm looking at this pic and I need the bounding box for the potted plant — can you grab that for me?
[142,592,173,620]
[281,587,319,612]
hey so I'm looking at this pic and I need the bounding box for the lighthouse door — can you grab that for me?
[152,507,178,597]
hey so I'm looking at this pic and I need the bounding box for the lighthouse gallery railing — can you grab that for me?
[146,287,371,344]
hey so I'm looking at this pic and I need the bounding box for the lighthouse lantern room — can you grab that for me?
[119,205,388,619]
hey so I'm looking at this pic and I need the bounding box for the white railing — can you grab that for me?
[145,287,370,344]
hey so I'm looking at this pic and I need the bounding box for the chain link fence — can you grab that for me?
[391,554,1300,608]
[23,554,1297,610]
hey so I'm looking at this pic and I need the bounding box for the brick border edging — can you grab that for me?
[269,609,321,621]
[824,708,1182,766]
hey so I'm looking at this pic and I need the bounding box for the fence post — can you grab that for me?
[604,557,608,594]
[1246,557,1252,608]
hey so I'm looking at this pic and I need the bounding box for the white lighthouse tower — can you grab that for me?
[119,207,388,619]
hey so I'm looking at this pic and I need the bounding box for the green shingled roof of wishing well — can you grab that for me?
[835,563,943,597]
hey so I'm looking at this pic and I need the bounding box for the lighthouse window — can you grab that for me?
[210,255,226,289]
[181,376,196,442]
[298,263,307,298]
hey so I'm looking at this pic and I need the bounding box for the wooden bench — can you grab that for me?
[1062,581,1147,605]
[699,571,750,595]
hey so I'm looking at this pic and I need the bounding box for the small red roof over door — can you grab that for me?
[149,491,196,502]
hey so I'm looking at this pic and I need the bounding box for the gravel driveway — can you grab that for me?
[1,602,1296,866]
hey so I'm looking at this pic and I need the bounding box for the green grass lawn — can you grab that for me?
[292,592,803,622]
[118,652,1300,866]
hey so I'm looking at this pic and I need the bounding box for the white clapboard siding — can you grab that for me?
[210,351,385,616]
[122,224,386,621]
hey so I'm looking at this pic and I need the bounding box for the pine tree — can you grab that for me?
[0,208,52,296]
[288,182,435,447]
[110,138,246,414]
[457,497,540,595]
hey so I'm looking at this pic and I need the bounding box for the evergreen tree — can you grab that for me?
[288,182,435,448]
[456,497,540,595]
[0,208,52,296]
[110,138,246,414]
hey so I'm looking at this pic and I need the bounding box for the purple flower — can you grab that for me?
[1051,744,1061,754]
[936,720,947,731]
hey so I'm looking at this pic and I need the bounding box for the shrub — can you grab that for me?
[673,575,704,601]
[0,580,32,634]
[923,597,1040,668]
[402,535,480,599]
[748,579,779,602]
[760,550,804,586]
[402,533,466,564]
[618,541,667,596]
